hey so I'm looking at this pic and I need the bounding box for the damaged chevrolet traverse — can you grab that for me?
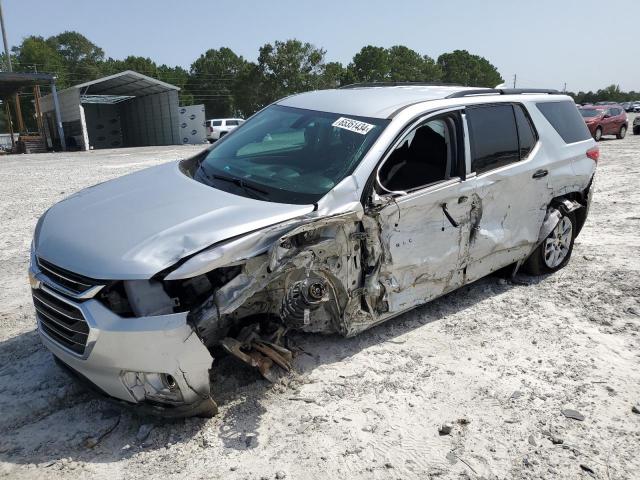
[29,85,597,417]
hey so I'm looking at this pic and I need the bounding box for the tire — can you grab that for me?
[617,125,627,139]
[634,127,640,135]
[594,127,603,141]
[524,211,576,275]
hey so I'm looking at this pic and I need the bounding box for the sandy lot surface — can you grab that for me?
[0,127,639,480]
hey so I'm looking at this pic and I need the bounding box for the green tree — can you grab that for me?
[10,36,65,78]
[47,31,105,85]
[437,50,503,87]
[319,61,345,89]
[188,47,247,117]
[233,62,268,117]
[347,45,442,84]
[101,55,158,76]
[388,45,424,81]
[257,39,327,101]
[348,45,389,82]
[421,55,443,82]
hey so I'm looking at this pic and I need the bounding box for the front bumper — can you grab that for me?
[29,264,214,415]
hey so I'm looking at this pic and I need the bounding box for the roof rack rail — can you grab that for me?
[446,88,561,98]
[340,81,463,89]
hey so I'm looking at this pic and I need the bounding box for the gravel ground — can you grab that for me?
[0,126,639,480]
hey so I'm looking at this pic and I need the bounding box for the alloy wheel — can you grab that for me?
[543,217,573,268]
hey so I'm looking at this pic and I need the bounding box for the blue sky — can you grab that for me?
[3,0,639,92]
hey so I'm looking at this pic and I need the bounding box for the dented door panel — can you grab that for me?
[465,150,551,282]
[371,179,474,313]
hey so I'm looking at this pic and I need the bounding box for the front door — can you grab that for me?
[369,110,474,314]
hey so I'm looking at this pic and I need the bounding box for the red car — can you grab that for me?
[579,105,628,141]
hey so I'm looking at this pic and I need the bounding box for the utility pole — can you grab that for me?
[563,82,567,93]
[0,0,19,145]
[0,0,11,71]
[513,74,517,89]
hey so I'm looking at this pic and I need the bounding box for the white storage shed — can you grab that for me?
[39,70,181,150]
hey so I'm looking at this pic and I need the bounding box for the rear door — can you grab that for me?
[463,103,549,282]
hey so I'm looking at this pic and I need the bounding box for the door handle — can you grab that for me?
[441,203,459,228]
[532,169,548,179]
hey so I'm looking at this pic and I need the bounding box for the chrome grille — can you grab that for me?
[33,288,89,355]
[36,257,98,295]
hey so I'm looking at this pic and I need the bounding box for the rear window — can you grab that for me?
[536,101,591,144]
[466,104,520,174]
[514,105,537,159]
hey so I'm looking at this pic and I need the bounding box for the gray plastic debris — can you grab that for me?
[561,409,585,421]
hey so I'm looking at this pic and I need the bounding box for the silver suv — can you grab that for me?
[29,85,597,417]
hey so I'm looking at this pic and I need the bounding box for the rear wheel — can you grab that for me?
[594,127,603,141]
[634,126,640,135]
[524,211,576,275]
[617,125,627,139]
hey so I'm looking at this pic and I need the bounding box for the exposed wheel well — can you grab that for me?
[551,181,592,237]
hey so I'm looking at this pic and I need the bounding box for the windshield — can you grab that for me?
[580,109,601,118]
[194,105,389,204]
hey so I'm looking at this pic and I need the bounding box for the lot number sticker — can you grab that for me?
[332,117,375,135]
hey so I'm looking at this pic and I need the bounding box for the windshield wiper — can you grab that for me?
[210,173,270,201]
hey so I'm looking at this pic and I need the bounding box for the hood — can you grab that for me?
[36,161,314,280]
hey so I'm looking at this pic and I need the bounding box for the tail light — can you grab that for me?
[586,146,599,163]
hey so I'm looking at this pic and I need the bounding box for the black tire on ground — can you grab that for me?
[634,127,640,135]
[617,125,627,139]
[594,127,603,141]
[523,211,577,276]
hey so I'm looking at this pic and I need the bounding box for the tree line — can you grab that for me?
[569,84,640,105]
[4,31,638,126]
[4,31,503,120]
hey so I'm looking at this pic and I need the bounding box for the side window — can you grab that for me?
[211,120,222,127]
[378,115,458,192]
[466,104,519,174]
[536,101,591,143]
[226,120,239,126]
[514,105,537,159]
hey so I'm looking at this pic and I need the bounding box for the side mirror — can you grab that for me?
[603,113,611,118]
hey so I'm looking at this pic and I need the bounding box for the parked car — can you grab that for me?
[633,115,640,135]
[633,102,640,113]
[579,105,628,140]
[621,102,634,112]
[29,86,597,417]
[205,118,244,142]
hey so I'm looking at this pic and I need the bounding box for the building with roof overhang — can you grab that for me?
[0,71,65,152]
[39,70,181,150]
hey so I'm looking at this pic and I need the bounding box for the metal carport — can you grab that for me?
[39,70,181,150]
